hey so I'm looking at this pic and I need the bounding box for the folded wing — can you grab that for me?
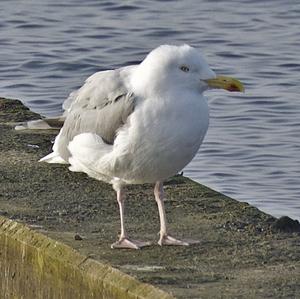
[43,66,137,162]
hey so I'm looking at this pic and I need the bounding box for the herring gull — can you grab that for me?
[40,44,244,249]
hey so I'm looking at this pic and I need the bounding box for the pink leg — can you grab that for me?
[154,181,199,246]
[111,187,151,249]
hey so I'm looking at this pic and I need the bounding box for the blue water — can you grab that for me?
[1,0,300,220]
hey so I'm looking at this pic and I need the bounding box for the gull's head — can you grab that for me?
[132,44,244,95]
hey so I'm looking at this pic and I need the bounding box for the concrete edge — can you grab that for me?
[0,215,175,299]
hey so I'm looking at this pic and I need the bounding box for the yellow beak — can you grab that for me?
[205,76,245,92]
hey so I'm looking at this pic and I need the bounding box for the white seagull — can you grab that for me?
[40,44,244,249]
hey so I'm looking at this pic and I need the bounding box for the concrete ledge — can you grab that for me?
[1,98,300,298]
[0,216,173,299]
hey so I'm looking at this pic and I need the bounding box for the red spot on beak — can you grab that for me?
[228,84,240,92]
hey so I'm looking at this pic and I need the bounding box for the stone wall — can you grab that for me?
[0,216,173,299]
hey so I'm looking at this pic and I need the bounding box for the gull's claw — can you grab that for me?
[158,234,200,246]
[111,238,152,249]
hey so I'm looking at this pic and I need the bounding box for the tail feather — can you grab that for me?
[15,117,65,131]
[39,152,68,164]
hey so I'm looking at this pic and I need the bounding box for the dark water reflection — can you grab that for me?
[1,0,299,219]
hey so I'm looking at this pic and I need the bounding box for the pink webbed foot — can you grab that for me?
[111,237,152,250]
[158,234,200,246]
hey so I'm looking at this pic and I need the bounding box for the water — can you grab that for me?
[1,0,299,220]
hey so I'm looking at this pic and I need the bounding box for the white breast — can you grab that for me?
[110,91,209,183]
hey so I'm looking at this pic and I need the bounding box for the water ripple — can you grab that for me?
[0,0,299,219]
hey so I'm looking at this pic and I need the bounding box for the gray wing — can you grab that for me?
[56,66,136,161]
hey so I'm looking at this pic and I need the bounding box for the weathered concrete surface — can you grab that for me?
[0,97,300,298]
[0,216,173,299]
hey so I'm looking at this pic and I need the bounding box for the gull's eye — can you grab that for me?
[180,65,190,72]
